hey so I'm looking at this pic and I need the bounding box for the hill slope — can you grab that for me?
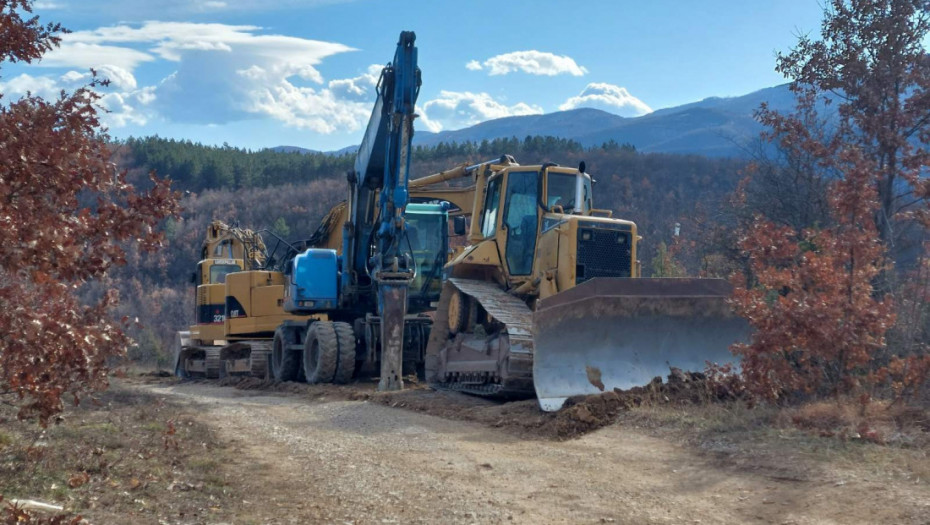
[408,84,794,157]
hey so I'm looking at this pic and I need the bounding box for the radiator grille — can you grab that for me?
[576,223,632,283]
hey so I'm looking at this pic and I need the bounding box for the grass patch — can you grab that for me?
[0,431,13,450]
[0,380,242,522]
[616,397,930,486]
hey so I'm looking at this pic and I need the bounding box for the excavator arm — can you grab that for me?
[342,31,421,390]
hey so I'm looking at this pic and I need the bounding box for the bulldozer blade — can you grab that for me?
[532,278,749,412]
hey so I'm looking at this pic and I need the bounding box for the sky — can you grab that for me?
[1,0,826,151]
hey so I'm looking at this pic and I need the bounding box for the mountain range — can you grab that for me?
[277,84,797,158]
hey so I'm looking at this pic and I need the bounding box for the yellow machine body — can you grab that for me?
[175,221,322,379]
[412,157,747,410]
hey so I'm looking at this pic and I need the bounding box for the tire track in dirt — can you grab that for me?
[140,382,930,525]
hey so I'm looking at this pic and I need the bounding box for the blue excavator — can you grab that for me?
[269,31,437,390]
[175,32,447,391]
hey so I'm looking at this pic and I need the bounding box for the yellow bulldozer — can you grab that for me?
[410,156,748,411]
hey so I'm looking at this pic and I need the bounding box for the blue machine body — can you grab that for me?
[285,249,339,312]
[284,31,422,320]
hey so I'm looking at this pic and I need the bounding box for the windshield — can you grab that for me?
[547,172,590,213]
[405,213,446,295]
[210,264,240,284]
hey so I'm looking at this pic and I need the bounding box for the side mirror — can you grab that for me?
[452,216,467,236]
[190,271,198,284]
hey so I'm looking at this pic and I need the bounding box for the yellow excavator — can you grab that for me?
[174,220,322,379]
[410,156,748,411]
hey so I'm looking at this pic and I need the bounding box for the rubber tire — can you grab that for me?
[448,289,470,334]
[332,322,357,383]
[303,321,356,384]
[272,327,300,382]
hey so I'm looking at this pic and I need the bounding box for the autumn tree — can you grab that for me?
[732,0,930,400]
[0,0,179,423]
[771,0,930,267]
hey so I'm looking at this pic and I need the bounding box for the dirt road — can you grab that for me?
[142,381,928,525]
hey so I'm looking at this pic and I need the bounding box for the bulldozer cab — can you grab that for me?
[465,163,637,295]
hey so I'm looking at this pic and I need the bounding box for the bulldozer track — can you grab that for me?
[430,278,535,398]
[205,347,222,379]
[247,341,271,378]
[449,278,534,341]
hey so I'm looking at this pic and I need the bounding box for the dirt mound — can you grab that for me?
[554,369,735,438]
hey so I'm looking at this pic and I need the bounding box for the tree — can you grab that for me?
[0,0,180,424]
[272,216,291,239]
[650,241,686,277]
[733,0,930,400]
[731,148,895,398]
[767,0,930,266]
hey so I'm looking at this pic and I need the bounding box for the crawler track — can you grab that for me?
[427,278,535,398]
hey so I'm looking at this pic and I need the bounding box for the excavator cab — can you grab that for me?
[405,203,449,308]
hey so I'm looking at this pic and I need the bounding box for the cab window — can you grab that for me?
[503,171,539,275]
[547,173,576,210]
[481,176,502,237]
[547,172,591,213]
[210,264,240,284]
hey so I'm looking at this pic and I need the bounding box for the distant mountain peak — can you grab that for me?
[404,84,794,157]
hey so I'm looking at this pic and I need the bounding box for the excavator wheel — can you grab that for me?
[447,289,470,334]
[272,327,300,382]
[303,321,356,384]
[332,322,357,383]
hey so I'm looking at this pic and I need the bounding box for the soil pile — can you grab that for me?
[554,369,734,438]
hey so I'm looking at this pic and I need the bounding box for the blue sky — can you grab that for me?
[1,0,825,151]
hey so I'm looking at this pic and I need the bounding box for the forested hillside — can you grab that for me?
[114,136,747,365]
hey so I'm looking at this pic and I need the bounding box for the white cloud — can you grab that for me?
[66,0,354,15]
[9,21,422,134]
[0,72,154,128]
[0,74,62,99]
[327,64,381,102]
[96,65,137,90]
[559,82,652,117]
[41,42,154,71]
[98,90,153,127]
[62,22,351,69]
[59,70,88,83]
[468,50,587,76]
[28,21,365,132]
[33,1,64,8]
[418,90,543,132]
[239,67,371,133]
